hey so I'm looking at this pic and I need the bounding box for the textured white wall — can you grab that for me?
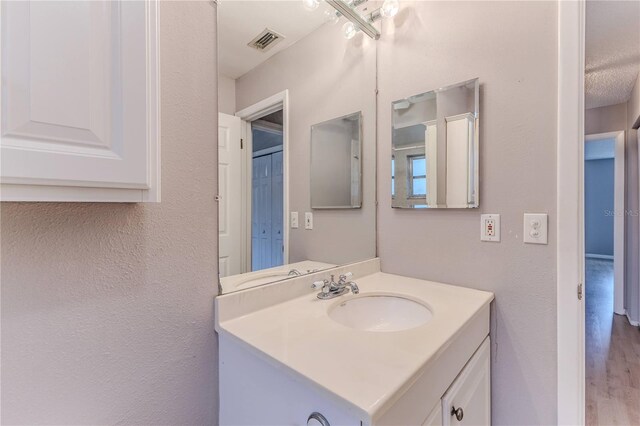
[235,22,377,266]
[218,74,236,115]
[0,2,219,424]
[376,2,558,424]
[585,102,628,135]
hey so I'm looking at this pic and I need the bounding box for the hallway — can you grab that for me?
[585,258,640,425]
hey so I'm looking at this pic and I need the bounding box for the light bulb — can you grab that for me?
[380,0,399,18]
[302,0,320,11]
[324,9,340,25]
[343,21,358,39]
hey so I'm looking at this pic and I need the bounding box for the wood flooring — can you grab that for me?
[585,258,640,426]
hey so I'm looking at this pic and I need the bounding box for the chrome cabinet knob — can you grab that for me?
[451,406,464,421]
[307,412,330,426]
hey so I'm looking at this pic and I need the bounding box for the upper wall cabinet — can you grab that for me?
[0,1,159,202]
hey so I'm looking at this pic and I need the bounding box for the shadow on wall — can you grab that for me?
[1,202,147,310]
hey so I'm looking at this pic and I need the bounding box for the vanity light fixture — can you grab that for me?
[305,0,400,40]
[379,0,399,18]
[324,8,341,25]
[326,0,379,39]
[302,0,321,12]
[342,21,359,39]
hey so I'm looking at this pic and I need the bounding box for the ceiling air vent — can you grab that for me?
[248,28,284,52]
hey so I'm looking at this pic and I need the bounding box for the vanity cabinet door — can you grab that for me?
[1,0,159,202]
[422,403,443,426]
[441,337,490,426]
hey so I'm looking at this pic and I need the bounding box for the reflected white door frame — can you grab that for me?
[236,90,290,273]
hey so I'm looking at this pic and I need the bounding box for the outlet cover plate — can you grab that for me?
[481,214,500,242]
[524,213,548,244]
[305,212,313,230]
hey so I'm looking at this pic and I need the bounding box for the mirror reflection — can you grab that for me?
[391,79,479,209]
[217,0,377,293]
[311,112,362,209]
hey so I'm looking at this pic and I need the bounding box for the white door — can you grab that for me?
[218,113,242,278]
[251,151,284,271]
[252,155,272,271]
[271,151,284,267]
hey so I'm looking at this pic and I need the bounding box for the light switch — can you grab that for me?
[290,212,299,229]
[524,213,548,244]
[305,212,313,230]
[481,214,500,242]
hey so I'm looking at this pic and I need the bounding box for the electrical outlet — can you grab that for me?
[481,214,500,242]
[290,212,299,229]
[305,212,313,230]
[524,213,548,244]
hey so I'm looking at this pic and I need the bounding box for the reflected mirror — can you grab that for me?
[391,78,479,209]
[311,112,362,209]
[217,0,377,293]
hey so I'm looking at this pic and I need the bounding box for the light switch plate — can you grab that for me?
[290,212,299,229]
[304,212,313,230]
[481,214,500,242]
[524,213,548,244]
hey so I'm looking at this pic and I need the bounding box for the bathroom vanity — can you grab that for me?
[216,259,493,426]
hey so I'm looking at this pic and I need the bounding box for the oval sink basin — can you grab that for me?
[328,294,432,332]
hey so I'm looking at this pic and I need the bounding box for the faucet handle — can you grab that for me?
[311,280,327,290]
[338,272,353,283]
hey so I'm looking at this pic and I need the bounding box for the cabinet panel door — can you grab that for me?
[423,403,443,426]
[441,337,490,426]
[1,1,159,201]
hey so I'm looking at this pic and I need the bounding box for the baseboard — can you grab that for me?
[626,312,640,327]
[585,253,614,260]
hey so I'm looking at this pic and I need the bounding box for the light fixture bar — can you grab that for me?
[326,0,380,40]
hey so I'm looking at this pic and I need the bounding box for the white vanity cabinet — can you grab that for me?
[219,335,491,426]
[0,1,160,202]
[219,334,368,426]
[216,265,494,426]
[441,337,491,426]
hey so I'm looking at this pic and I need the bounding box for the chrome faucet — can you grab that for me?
[311,272,359,300]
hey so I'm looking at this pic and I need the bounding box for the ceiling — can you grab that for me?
[218,0,335,79]
[585,0,640,109]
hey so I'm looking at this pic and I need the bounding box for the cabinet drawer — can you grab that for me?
[441,337,490,426]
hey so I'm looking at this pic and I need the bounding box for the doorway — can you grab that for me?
[237,90,290,275]
[584,132,625,315]
[250,111,284,271]
[583,131,633,425]
[217,94,289,278]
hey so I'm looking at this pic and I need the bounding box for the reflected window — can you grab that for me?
[408,155,426,198]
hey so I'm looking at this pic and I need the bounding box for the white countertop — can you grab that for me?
[216,269,494,418]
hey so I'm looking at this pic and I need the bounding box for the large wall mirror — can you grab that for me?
[217,1,377,293]
[391,78,479,209]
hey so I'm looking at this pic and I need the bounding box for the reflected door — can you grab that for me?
[251,151,283,271]
[218,113,242,278]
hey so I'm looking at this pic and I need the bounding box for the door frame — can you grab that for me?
[557,0,586,424]
[584,131,626,315]
[235,90,290,272]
